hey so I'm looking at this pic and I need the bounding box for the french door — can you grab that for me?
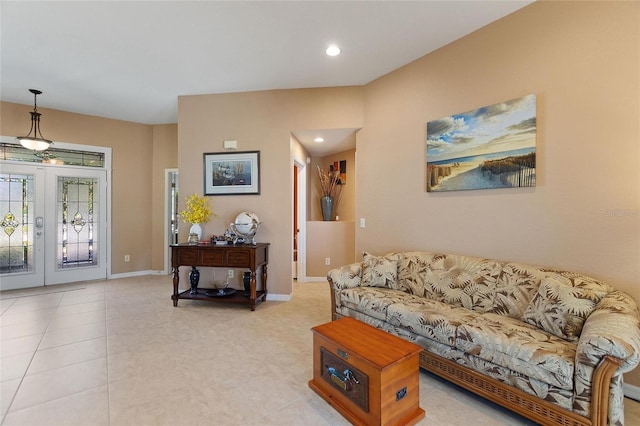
[0,163,107,290]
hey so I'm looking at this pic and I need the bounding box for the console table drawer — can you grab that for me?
[199,251,226,266]
[227,251,250,266]
[178,249,199,265]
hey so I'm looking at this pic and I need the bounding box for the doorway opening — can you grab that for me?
[164,169,179,274]
[293,157,307,282]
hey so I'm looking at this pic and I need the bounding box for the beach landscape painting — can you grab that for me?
[426,94,536,192]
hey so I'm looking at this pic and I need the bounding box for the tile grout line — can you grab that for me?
[1,292,65,425]
[0,287,87,301]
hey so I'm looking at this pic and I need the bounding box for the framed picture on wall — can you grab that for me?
[203,151,260,195]
[426,93,536,192]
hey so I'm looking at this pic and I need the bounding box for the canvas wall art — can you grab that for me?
[426,94,536,192]
[331,160,347,184]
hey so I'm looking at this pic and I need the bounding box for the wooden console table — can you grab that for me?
[170,243,269,311]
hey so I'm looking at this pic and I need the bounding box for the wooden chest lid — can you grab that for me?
[311,317,422,369]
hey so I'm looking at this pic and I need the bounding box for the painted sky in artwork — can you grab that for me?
[427,94,536,163]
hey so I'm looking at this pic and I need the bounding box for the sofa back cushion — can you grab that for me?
[396,252,500,312]
[361,252,400,288]
[522,272,611,342]
[489,263,547,319]
[383,251,612,341]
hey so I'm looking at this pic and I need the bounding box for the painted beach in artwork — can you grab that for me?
[426,94,536,192]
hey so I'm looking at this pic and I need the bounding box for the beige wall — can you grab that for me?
[359,0,639,288]
[290,134,311,223]
[306,221,356,277]
[1,101,172,275]
[177,87,364,297]
[357,1,639,384]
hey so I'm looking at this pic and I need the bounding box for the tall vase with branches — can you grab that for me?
[316,165,343,221]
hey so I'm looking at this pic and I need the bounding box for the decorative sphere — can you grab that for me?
[232,211,261,239]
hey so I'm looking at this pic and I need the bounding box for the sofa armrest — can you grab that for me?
[573,291,640,424]
[327,262,362,290]
[576,290,640,373]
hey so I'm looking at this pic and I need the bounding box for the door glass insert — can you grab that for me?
[57,176,99,269]
[0,143,105,167]
[0,173,34,273]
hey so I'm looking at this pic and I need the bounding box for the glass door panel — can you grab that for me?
[46,168,106,285]
[58,177,98,269]
[0,164,45,290]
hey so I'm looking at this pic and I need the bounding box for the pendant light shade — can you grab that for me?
[16,89,52,151]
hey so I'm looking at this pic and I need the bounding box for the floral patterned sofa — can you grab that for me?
[327,251,640,426]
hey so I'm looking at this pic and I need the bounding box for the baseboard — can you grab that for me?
[624,383,640,401]
[109,270,160,279]
[266,293,292,302]
[305,277,328,283]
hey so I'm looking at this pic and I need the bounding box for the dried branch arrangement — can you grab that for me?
[316,165,342,199]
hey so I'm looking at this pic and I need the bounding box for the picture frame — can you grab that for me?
[426,94,536,192]
[203,151,260,195]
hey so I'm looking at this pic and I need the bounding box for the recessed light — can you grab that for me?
[314,137,325,143]
[325,45,341,57]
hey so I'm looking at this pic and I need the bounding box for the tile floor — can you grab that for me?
[1,275,639,425]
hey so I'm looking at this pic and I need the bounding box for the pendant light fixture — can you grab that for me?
[16,89,53,151]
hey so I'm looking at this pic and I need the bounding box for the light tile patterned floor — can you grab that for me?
[1,276,639,425]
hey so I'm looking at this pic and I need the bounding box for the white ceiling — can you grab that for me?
[1,1,532,154]
[292,128,359,157]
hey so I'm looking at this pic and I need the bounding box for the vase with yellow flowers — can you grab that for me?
[179,194,214,244]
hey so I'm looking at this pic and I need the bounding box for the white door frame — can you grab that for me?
[293,156,306,283]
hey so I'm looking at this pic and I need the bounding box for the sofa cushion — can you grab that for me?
[386,299,479,347]
[522,274,609,342]
[456,313,576,390]
[338,287,420,321]
[396,252,499,312]
[490,263,545,319]
[455,349,575,412]
[361,252,399,288]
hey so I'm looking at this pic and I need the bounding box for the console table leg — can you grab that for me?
[172,266,179,307]
[262,264,268,298]
[250,270,257,311]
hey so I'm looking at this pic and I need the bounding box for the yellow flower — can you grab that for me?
[179,194,214,224]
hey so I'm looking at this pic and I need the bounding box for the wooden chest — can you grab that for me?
[309,317,425,426]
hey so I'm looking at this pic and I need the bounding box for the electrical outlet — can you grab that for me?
[124,255,130,262]
[325,258,331,266]
[228,269,234,278]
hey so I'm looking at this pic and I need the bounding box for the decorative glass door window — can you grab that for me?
[58,176,99,269]
[0,173,34,273]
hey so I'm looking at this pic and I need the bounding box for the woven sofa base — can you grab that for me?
[419,350,592,426]
[330,312,622,426]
